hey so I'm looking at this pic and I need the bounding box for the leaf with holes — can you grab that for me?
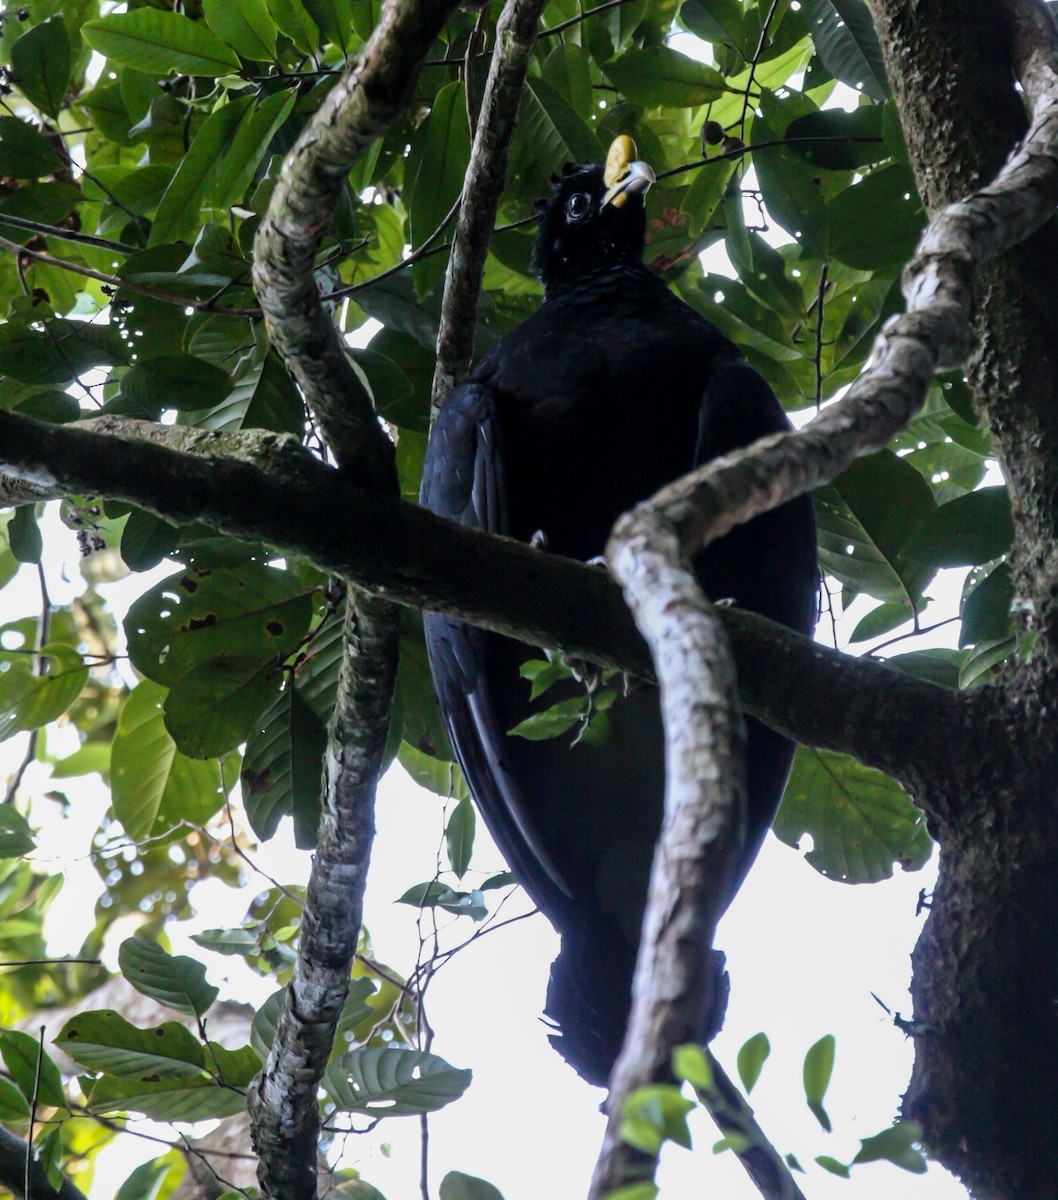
[125,563,314,689]
[324,1047,472,1116]
[815,450,936,609]
[774,747,933,883]
[56,1011,206,1079]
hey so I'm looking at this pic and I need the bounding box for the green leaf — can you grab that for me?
[191,926,260,956]
[125,563,314,689]
[0,117,62,178]
[0,644,87,742]
[0,1030,65,1108]
[300,0,354,50]
[267,0,320,52]
[86,1073,246,1121]
[397,881,487,921]
[111,681,224,841]
[960,561,1014,647]
[81,11,241,76]
[0,808,35,858]
[785,105,887,170]
[407,81,469,298]
[508,695,586,740]
[150,97,252,245]
[959,635,1016,689]
[56,1011,206,1079]
[541,43,593,115]
[243,682,327,846]
[203,0,278,60]
[853,1121,927,1173]
[509,75,601,194]
[619,1084,696,1154]
[736,1032,770,1094]
[816,1155,851,1178]
[827,163,925,270]
[119,936,219,1018]
[804,0,888,101]
[11,16,71,118]
[445,794,476,880]
[682,157,738,230]
[0,318,127,384]
[164,655,283,759]
[848,601,913,644]
[9,504,42,564]
[211,89,296,208]
[606,45,730,107]
[439,1173,505,1200]
[0,182,82,246]
[774,747,933,883]
[120,354,232,412]
[0,1076,29,1120]
[324,1047,472,1116]
[680,0,746,54]
[803,1034,835,1131]
[672,1043,712,1090]
[902,486,1014,572]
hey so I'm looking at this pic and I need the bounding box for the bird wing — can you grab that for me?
[420,381,574,912]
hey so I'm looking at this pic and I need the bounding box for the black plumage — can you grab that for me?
[420,138,817,1086]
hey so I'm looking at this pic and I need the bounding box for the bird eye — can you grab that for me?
[566,192,591,220]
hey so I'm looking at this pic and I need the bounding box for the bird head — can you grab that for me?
[531,134,656,296]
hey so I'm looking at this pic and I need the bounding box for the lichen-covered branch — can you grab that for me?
[247,3,461,1195]
[0,409,994,812]
[247,592,398,1200]
[430,0,548,413]
[253,0,459,481]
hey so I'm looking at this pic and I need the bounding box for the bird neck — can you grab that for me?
[542,256,654,302]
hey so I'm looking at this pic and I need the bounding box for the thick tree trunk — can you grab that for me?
[868,2,1058,1195]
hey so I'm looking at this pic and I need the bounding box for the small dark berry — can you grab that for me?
[703,120,725,146]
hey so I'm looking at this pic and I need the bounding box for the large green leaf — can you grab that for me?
[902,486,1014,573]
[814,450,936,608]
[0,117,62,177]
[0,318,127,384]
[605,45,731,108]
[407,81,470,298]
[827,163,925,270]
[243,682,327,845]
[57,1011,207,1079]
[111,680,225,840]
[324,1047,472,1116]
[119,936,219,1018]
[508,75,601,194]
[86,1074,247,1121]
[0,644,87,742]
[125,563,314,689]
[774,747,933,883]
[119,354,232,412]
[10,16,70,118]
[82,11,241,76]
[150,97,253,245]
[203,0,279,61]
[803,0,888,101]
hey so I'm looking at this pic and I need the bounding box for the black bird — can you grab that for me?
[420,136,817,1086]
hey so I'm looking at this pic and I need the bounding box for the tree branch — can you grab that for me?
[0,409,995,794]
[252,0,460,480]
[245,3,460,1196]
[431,0,548,413]
[0,1124,88,1200]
